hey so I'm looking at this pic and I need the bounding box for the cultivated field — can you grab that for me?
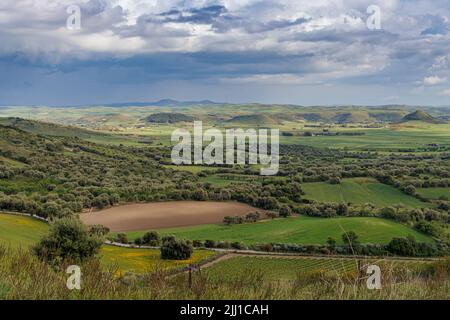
[302,178,430,208]
[80,201,262,232]
[205,255,432,281]
[123,215,432,245]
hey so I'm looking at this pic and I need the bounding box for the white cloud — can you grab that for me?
[423,75,447,85]
[438,88,450,96]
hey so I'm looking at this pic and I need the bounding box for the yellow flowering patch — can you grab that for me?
[99,245,216,275]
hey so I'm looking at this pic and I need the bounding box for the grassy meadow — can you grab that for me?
[0,214,48,247]
[124,216,432,245]
[417,188,450,200]
[302,178,430,208]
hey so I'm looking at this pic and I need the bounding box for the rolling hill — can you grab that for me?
[145,113,195,123]
[0,117,137,145]
[225,114,278,126]
[399,111,445,124]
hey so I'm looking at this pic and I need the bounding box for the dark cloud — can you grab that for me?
[0,1,450,105]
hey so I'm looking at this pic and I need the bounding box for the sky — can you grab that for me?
[0,0,450,106]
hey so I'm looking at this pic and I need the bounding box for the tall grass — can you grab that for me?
[0,245,448,300]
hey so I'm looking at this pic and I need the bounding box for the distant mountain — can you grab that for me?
[145,113,195,123]
[399,110,445,124]
[84,99,224,108]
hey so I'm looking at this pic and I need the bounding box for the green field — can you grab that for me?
[417,188,450,200]
[0,213,48,247]
[205,256,430,281]
[125,216,432,245]
[0,213,216,274]
[302,178,430,208]
[280,123,450,151]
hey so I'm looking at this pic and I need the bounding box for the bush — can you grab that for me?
[33,217,103,266]
[193,240,204,247]
[245,211,260,223]
[341,231,359,246]
[231,242,246,250]
[204,240,216,248]
[387,236,418,256]
[142,231,160,246]
[88,224,110,236]
[279,205,292,218]
[116,233,129,244]
[415,221,445,239]
[160,235,193,260]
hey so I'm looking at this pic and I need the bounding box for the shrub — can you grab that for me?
[193,240,204,247]
[341,231,359,247]
[387,236,418,256]
[204,240,216,248]
[326,237,337,249]
[279,205,292,218]
[33,217,103,266]
[223,216,235,225]
[231,242,246,250]
[245,211,260,223]
[88,224,110,236]
[414,221,445,239]
[160,235,193,260]
[216,241,231,249]
[142,231,160,246]
[116,233,129,244]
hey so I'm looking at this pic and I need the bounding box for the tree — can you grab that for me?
[160,235,193,260]
[204,240,216,248]
[279,205,292,218]
[326,237,337,249]
[245,211,260,223]
[88,224,110,236]
[116,233,129,244]
[341,231,359,246]
[223,216,235,226]
[142,231,160,246]
[404,184,416,196]
[329,177,341,185]
[387,236,417,256]
[33,217,103,266]
[266,211,278,220]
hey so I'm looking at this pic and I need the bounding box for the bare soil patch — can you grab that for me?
[80,201,261,232]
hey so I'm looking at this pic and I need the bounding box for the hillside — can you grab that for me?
[399,111,445,124]
[332,111,371,123]
[0,117,137,145]
[145,113,194,123]
[225,114,278,125]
